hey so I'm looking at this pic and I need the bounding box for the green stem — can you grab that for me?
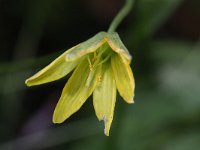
[108,0,134,33]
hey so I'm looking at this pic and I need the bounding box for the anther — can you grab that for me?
[97,75,102,82]
[89,64,93,71]
[92,57,97,62]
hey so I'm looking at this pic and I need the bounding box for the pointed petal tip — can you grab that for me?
[25,80,28,85]
[52,120,61,124]
[103,116,112,136]
[128,101,134,104]
[25,79,31,87]
[52,116,65,124]
[120,95,135,104]
[96,117,110,136]
[52,109,67,124]
[122,96,135,104]
[128,98,135,104]
[25,78,39,87]
[96,116,110,136]
[104,129,110,136]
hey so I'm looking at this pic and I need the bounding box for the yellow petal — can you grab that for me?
[65,32,108,61]
[107,32,132,64]
[25,46,81,86]
[93,64,116,136]
[111,54,135,103]
[53,59,100,123]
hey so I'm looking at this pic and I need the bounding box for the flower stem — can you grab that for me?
[108,0,134,33]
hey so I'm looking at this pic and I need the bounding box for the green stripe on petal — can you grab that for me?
[107,32,132,64]
[65,32,108,61]
[93,64,116,136]
[25,46,81,86]
[53,59,99,123]
[111,54,135,104]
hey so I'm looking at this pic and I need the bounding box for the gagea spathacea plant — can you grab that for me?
[25,0,135,136]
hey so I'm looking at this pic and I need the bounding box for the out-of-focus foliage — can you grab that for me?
[0,0,200,150]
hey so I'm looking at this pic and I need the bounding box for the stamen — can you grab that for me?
[97,75,102,82]
[87,56,93,70]
[86,70,94,87]
[92,57,97,62]
[89,64,93,71]
[97,52,112,66]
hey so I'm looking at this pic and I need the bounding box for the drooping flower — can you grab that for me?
[25,32,135,136]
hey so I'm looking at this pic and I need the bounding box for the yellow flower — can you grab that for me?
[25,32,135,136]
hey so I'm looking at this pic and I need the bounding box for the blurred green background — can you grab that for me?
[0,0,200,149]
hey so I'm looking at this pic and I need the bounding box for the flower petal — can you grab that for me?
[111,54,135,103]
[107,32,132,64]
[53,59,100,123]
[25,46,81,86]
[65,32,108,61]
[93,64,116,136]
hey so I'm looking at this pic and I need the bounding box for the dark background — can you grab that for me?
[0,0,200,149]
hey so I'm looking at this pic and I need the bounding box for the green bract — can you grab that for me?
[25,32,135,136]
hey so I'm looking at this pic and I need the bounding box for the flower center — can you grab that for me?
[86,43,113,86]
[87,44,113,71]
